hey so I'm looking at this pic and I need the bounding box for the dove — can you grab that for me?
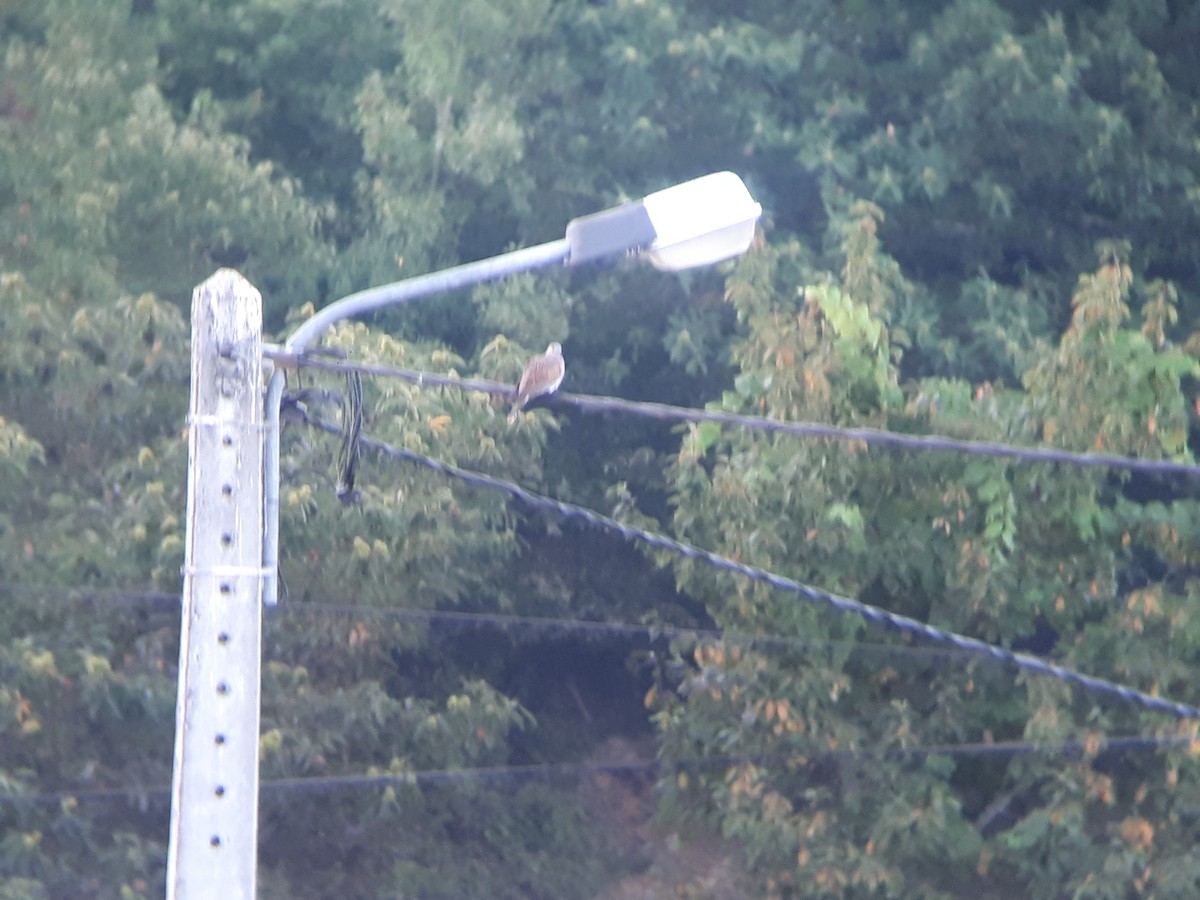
[508,342,565,423]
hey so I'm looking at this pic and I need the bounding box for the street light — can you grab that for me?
[262,171,761,605]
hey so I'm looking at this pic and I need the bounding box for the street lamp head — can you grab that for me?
[565,171,761,271]
[641,171,762,271]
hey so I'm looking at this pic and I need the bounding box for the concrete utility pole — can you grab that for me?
[167,269,265,899]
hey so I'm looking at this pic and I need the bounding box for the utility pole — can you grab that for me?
[167,269,264,899]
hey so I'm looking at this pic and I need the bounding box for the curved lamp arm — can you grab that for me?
[262,172,761,605]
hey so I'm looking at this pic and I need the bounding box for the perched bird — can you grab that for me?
[508,342,565,423]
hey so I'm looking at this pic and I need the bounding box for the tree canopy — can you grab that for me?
[2,0,1200,896]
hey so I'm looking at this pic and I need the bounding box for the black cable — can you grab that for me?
[265,349,1200,478]
[294,410,1200,721]
[336,363,364,504]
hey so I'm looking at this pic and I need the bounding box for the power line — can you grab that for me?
[255,733,1200,793]
[275,601,982,664]
[0,582,179,606]
[294,410,1200,721]
[254,732,1200,797]
[2,593,1192,800]
[16,494,1182,723]
[265,347,1200,478]
[0,581,978,663]
[2,731,1194,808]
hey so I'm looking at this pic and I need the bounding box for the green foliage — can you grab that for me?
[3,0,1200,896]
[154,0,400,212]
[658,233,1200,894]
[384,782,617,900]
[473,275,574,353]
[0,0,332,322]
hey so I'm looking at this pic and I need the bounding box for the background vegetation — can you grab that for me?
[2,0,1200,896]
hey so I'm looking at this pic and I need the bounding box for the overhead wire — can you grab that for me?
[0,580,982,663]
[292,409,1200,721]
[275,600,983,664]
[0,582,179,606]
[5,347,1195,812]
[2,731,1196,808]
[264,347,1200,478]
[2,588,1195,806]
